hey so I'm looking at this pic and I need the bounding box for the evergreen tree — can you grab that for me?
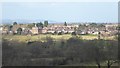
[13,22,17,25]
[36,22,43,28]
[64,22,67,26]
[44,21,48,27]
[17,28,22,35]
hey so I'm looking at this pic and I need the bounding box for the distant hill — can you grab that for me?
[2,19,113,25]
[2,19,59,24]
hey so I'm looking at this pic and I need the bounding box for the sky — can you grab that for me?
[1,2,118,23]
[0,0,119,2]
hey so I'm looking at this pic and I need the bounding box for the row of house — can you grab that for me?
[31,25,75,35]
[0,23,118,36]
[0,24,76,35]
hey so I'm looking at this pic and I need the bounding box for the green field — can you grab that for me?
[2,34,115,42]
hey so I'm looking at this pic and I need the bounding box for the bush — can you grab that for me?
[58,32,62,35]
[71,32,76,35]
